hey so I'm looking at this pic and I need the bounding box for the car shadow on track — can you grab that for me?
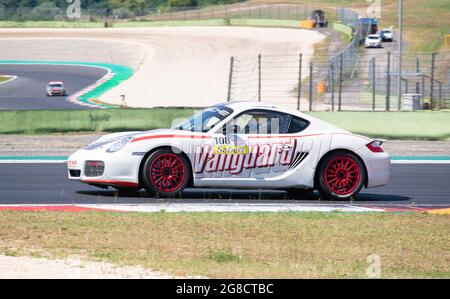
[76,188,411,204]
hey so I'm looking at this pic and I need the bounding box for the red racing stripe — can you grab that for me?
[131,134,209,143]
[83,180,139,187]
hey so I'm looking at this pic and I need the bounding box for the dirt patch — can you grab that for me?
[382,140,450,156]
[0,254,179,279]
[0,133,100,156]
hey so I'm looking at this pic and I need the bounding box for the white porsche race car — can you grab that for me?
[68,101,390,199]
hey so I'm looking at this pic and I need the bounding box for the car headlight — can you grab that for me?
[106,137,133,153]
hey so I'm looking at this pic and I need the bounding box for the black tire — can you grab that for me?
[141,149,190,198]
[315,151,366,200]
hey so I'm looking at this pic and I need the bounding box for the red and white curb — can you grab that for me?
[0,203,384,213]
[66,72,115,109]
[1,204,448,213]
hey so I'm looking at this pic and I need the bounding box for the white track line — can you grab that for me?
[391,160,450,164]
[78,203,385,213]
[66,72,115,109]
[0,160,67,164]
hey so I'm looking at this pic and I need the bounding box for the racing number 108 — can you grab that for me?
[214,137,231,145]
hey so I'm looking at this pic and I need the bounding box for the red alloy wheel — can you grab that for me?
[149,153,187,193]
[323,156,361,196]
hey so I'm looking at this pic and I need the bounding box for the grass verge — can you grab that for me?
[0,109,448,141]
[0,75,14,84]
[310,111,450,141]
[0,108,196,134]
[0,18,300,29]
[0,211,448,278]
[253,0,450,53]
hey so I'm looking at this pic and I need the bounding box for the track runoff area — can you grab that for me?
[0,157,449,214]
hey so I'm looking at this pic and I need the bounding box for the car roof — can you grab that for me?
[367,34,380,38]
[218,101,291,112]
[213,101,346,133]
[216,101,311,119]
[48,81,64,85]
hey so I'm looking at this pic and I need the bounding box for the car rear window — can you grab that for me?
[288,116,310,133]
[49,84,63,87]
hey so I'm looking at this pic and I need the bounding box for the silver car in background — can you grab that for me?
[46,81,67,96]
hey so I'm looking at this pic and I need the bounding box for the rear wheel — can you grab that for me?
[316,151,366,200]
[141,149,190,198]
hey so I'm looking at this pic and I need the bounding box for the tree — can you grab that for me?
[28,2,61,20]
[168,0,198,8]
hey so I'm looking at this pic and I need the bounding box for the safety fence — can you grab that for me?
[0,3,314,22]
[227,51,450,111]
[144,3,313,22]
[226,5,449,111]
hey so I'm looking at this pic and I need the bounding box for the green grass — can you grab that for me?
[0,20,106,28]
[0,108,195,134]
[229,18,301,28]
[0,18,303,29]
[0,75,13,83]
[0,109,449,140]
[254,0,450,52]
[310,111,450,141]
[0,211,448,278]
[0,18,301,28]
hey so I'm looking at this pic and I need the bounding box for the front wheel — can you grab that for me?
[141,149,190,198]
[316,151,366,200]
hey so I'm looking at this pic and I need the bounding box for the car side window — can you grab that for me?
[223,110,291,135]
[287,116,310,133]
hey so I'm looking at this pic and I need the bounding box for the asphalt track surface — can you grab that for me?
[0,64,107,110]
[0,163,449,207]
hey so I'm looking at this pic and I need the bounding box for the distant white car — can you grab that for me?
[365,34,383,48]
[46,81,66,96]
[380,29,394,42]
[68,101,390,200]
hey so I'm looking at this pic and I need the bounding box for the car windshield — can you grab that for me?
[173,105,234,133]
[368,36,379,39]
[49,84,63,88]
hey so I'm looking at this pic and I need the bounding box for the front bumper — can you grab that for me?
[48,90,65,95]
[67,149,141,188]
[365,43,382,48]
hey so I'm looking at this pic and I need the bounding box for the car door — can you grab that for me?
[194,109,311,187]
[233,109,294,179]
